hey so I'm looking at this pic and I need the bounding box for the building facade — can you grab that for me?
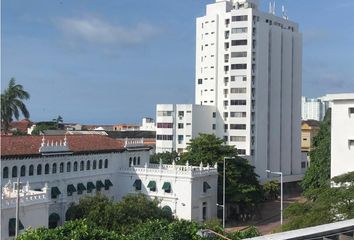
[156,0,303,181]
[1,135,218,239]
[156,104,215,153]
[301,120,320,153]
[329,93,354,179]
[301,97,327,121]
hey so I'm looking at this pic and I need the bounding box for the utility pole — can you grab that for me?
[15,177,20,237]
[266,170,283,225]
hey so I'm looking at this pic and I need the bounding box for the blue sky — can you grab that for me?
[2,0,354,124]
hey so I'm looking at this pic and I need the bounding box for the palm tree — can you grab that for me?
[52,115,63,128]
[1,78,30,133]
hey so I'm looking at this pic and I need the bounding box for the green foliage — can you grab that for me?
[263,181,280,201]
[1,78,30,133]
[65,194,173,234]
[283,171,354,231]
[301,109,331,192]
[31,122,58,135]
[150,151,179,164]
[17,219,121,240]
[225,226,260,240]
[12,129,28,136]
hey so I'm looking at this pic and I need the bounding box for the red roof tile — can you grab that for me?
[1,135,125,157]
[9,119,34,133]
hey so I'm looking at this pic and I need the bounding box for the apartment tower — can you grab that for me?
[195,0,302,179]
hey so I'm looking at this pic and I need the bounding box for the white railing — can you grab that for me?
[124,138,144,147]
[2,192,49,209]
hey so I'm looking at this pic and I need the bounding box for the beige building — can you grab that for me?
[301,120,320,152]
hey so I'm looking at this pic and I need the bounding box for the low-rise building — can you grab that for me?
[329,93,354,179]
[301,120,320,152]
[1,135,218,238]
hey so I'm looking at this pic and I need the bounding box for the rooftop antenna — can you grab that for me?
[272,0,276,15]
[282,5,288,20]
[269,1,272,14]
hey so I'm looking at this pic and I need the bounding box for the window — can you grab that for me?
[133,157,136,165]
[230,136,246,142]
[349,108,354,115]
[301,162,306,169]
[87,160,91,170]
[231,40,247,46]
[231,52,247,58]
[224,112,228,118]
[157,123,173,128]
[137,157,140,165]
[237,149,246,155]
[230,112,247,118]
[52,163,57,174]
[203,182,211,192]
[231,75,247,81]
[29,165,34,176]
[20,165,26,177]
[212,124,216,130]
[133,179,142,191]
[186,123,191,126]
[224,100,229,107]
[157,135,173,141]
[178,123,184,129]
[349,140,354,148]
[99,160,103,169]
[223,136,228,142]
[104,159,108,168]
[232,15,248,22]
[36,165,42,175]
[178,135,184,144]
[198,79,203,84]
[178,111,184,117]
[230,88,247,93]
[129,157,132,167]
[45,164,50,174]
[66,162,71,172]
[74,162,78,172]
[93,160,97,169]
[157,111,173,116]
[162,182,171,193]
[231,27,247,33]
[60,163,64,173]
[230,124,246,130]
[9,218,24,237]
[230,100,246,105]
[3,167,9,179]
[212,112,216,118]
[231,64,247,70]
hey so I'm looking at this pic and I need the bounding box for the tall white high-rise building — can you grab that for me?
[301,96,327,121]
[156,0,303,180]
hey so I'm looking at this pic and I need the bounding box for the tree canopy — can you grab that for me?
[1,78,30,133]
[150,151,179,164]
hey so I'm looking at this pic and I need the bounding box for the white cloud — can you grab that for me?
[56,16,160,45]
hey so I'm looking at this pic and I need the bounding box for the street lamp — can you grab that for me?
[266,170,283,225]
[217,156,235,229]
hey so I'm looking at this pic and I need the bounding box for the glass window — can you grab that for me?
[93,160,97,169]
[29,165,34,176]
[230,88,247,93]
[74,162,78,172]
[80,161,84,171]
[178,111,184,117]
[156,135,173,141]
[157,111,173,116]
[20,166,26,177]
[178,123,184,129]
[137,157,140,165]
[129,157,132,167]
[230,100,247,105]
[52,163,57,174]
[231,27,247,33]
[66,162,71,172]
[37,165,42,175]
[230,112,247,118]
[104,159,108,168]
[231,15,248,22]
[3,167,9,179]
[60,163,64,173]
[87,160,91,170]
[230,124,246,130]
[99,160,103,169]
[231,39,247,46]
[231,64,247,70]
[231,52,247,58]
[12,166,18,178]
[230,136,246,142]
[45,164,50,174]
[157,123,173,128]
[133,157,136,166]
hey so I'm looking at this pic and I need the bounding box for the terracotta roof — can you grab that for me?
[302,120,321,127]
[1,135,125,157]
[9,119,34,133]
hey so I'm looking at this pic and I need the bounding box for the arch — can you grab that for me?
[161,206,172,217]
[48,213,60,229]
[80,161,84,171]
[98,159,103,169]
[73,162,78,172]
[53,163,57,174]
[129,157,132,167]
[37,164,42,175]
[86,160,91,170]
[67,162,71,172]
[3,167,9,179]
[12,166,18,178]
[93,160,97,169]
[45,164,50,174]
[137,157,141,165]
[60,162,64,173]
[104,159,108,168]
[133,157,136,166]
[20,165,26,177]
[29,165,34,176]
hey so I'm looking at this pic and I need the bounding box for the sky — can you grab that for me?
[2,0,354,124]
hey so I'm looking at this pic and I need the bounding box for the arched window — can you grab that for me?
[86,160,91,170]
[133,157,136,166]
[129,157,132,167]
[48,213,60,229]
[60,163,64,173]
[3,167,9,179]
[37,164,42,175]
[20,165,26,177]
[52,163,57,174]
[12,166,18,178]
[93,160,97,169]
[80,161,84,171]
[67,162,71,172]
[73,162,78,172]
[137,157,140,165]
[29,165,34,176]
[45,164,50,174]
[104,159,108,168]
[98,160,103,169]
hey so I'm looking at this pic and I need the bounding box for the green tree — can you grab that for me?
[263,180,280,201]
[52,115,63,128]
[301,109,331,193]
[31,122,58,135]
[180,134,263,221]
[1,78,30,133]
[150,151,179,164]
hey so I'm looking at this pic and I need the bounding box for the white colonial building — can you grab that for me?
[1,135,217,239]
[328,93,354,179]
[156,0,303,181]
